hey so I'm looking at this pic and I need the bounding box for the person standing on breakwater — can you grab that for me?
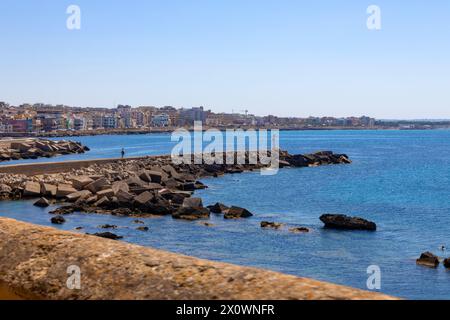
[121,148,125,159]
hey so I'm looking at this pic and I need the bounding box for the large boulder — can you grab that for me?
[159,190,191,205]
[70,176,94,190]
[172,207,210,220]
[319,214,376,231]
[41,183,57,197]
[133,191,154,207]
[224,206,253,219]
[286,154,311,167]
[66,190,92,202]
[116,190,134,204]
[85,177,110,194]
[145,202,173,216]
[23,181,42,197]
[138,171,152,183]
[172,197,210,220]
[93,196,112,208]
[11,142,32,152]
[51,216,66,225]
[96,189,115,198]
[0,184,12,194]
[35,141,54,152]
[207,203,229,214]
[91,232,123,240]
[125,176,147,188]
[161,164,182,180]
[182,197,203,208]
[147,171,163,184]
[149,166,169,182]
[56,184,78,199]
[416,252,440,268]
[34,197,50,208]
[444,258,450,269]
[112,181,130,194]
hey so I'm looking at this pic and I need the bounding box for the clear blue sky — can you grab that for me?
[0,0,449,119]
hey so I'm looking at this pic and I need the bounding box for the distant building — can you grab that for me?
[40,117,58,132]
[0,124,13,133]
[4,118,33,132]
[73,118,87,131]
[151,113,170,127]
[91,115,103,129]
[117,105,132,128]
[102,116,117,129]
[178,107,207,126]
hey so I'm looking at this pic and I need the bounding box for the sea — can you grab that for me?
[1,130,449,299]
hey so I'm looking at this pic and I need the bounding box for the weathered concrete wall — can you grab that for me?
[0,157,147,176]
[0,218,396,300]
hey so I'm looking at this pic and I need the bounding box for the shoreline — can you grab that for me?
[0,126,446,139]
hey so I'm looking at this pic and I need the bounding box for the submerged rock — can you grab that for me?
[99,224,117,229]
[91,232,123,240]
[207,203,229,214]
[319,214,376,231]
[289,227,310,233]
[51,216,66,225]
[416,252,440,268]
[172,197,210,220]
[34,197,50,208]
[261,221,283,229]
[443,258,450,269]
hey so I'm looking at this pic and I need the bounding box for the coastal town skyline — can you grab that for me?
[2,99,450,134]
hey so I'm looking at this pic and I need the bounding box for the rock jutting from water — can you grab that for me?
[0,150,352,223]
[261,221,283,229]
[444,258,450,269]
[0,138,89,162]
[319,214,377,231]
[416,252,440,268]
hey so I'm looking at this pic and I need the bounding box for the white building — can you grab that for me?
[151,114,170,127]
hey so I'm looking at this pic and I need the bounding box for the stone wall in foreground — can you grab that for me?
[0,218,397,300]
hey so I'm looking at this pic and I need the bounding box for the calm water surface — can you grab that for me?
[1,130,450,299]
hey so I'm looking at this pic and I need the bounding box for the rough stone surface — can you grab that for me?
[56,184,77,198]
[23,181,41,197]
[70,176,94,190]
[0,218,396,300]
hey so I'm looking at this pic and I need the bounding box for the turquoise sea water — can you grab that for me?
[1,130,450,299]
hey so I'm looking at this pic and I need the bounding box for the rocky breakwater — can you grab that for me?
[0,151,351,228]
[0,138,89,162]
